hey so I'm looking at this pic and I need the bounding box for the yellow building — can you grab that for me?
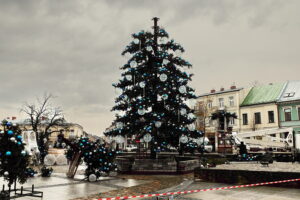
[240,83,286,132]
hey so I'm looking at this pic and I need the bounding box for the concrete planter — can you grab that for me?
[116,155,200,174]
[177,159,200,173]
[132,157,177,173]
[194,168,300,187]
[116,157,134,172]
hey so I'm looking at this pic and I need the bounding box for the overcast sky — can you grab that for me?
[1,0,300,135]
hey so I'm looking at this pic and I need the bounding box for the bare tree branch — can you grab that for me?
[21,93,66,163]
[21,94,64,142]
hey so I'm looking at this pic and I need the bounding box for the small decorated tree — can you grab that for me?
[65,137,118,181]
[0,120,30,186]
[211,110,237,131]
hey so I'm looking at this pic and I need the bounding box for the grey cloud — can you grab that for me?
[0,0,299,134]
[102,0,287,27]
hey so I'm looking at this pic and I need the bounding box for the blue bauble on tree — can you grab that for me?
[6,151,12,156]
[7,130,14,135]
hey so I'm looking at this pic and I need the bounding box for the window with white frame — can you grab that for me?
[219,98,224,108]
[229,96,234,107]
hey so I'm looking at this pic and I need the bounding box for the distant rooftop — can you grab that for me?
[4,118,83,129]
[241,82,286,106]
[278,80,300,103]
[198,86,243,98]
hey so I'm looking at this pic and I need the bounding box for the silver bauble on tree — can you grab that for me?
[146,46,153,51]
[175,49,182,57]
[180,108,187,115]
[116,122,124,129]
[159,37,168,44]
[155,121,162,128]
[179,135,188,143]
[159,74,168,82]
[125,75,132,81]
[133,38,139,44]
[139,82,146,88]
[179,86,187,94]
[143,133,152,143]
[162,59,169,65]
[130,61,137,68]
[138,108,146,115]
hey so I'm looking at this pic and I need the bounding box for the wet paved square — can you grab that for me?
[0,173,148,200]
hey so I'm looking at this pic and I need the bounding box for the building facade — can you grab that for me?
[240,82,286,132]
[277,80,300,150]
[195,81,300,152]
[195,85,250,151]
[13,118,84,147]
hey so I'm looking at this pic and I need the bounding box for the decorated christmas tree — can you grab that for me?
[105,18,202,156]
[0,120,30,186]
[64,137,118,181]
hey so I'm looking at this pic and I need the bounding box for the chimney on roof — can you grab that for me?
[230,85,236,90]
[220,87,224,91]
[211,89,216,93]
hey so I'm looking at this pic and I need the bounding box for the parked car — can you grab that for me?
[126,145,138,152]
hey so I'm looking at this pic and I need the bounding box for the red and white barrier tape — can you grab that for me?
[97,178,300,200]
